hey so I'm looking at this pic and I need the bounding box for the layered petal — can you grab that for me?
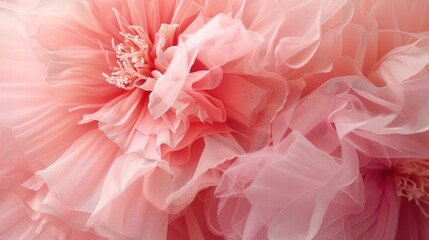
[213,133,364,239]
[148,13,264,118]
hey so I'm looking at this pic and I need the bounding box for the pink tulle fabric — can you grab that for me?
[1,0,429,239]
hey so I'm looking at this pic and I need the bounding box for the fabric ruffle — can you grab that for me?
[212,132,364,239]
[212,74,429,239]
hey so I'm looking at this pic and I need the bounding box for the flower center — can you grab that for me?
[102,24,178,90]
[394,159,429,217]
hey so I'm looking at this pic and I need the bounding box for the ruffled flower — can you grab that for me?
[0,0,300,238]
[1,0,429,239]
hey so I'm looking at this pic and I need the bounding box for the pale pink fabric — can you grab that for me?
[1,0,429,239]
[213,76,429,239]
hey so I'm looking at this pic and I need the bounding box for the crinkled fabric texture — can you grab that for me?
[1,0,429,239]
[213,77,429,239]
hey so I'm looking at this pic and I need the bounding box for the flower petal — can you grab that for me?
[148,13,263,118]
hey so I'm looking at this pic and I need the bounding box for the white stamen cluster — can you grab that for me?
[394,160,429,217]
[102,24,179,90]
[103,26,152,89]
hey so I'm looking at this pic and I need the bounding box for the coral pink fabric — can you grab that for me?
[1,0,429,239]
